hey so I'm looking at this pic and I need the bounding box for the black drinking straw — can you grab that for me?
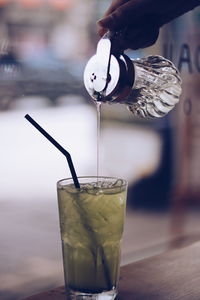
[25,114,80,189]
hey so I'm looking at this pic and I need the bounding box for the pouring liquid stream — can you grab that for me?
[96,101,101,186]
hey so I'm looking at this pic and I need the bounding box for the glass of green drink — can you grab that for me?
[57,176,127,300]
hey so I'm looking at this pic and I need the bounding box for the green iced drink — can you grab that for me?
[57,176,127,299]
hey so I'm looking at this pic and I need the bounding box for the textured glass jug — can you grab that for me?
[84,34,182,119]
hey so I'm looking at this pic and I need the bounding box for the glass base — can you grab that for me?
[67,288,117,300]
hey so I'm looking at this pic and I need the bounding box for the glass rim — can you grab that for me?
[57,176,127,189]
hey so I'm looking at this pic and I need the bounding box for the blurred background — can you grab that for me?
[1,1,200,299]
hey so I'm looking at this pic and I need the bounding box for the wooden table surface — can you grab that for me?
[22,242,200,300]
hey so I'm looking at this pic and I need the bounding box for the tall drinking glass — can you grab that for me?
[57,176,127,300]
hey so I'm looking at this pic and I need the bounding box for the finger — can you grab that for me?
[97,0,131,35]
[103,0,129,17]
[112,27,142,50]
[97,24,107,37]
[97,0,128,36]
[127,26,159,50]
[97,0,152,31]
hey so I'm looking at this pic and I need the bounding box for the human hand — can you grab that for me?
[97,0,200,50]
